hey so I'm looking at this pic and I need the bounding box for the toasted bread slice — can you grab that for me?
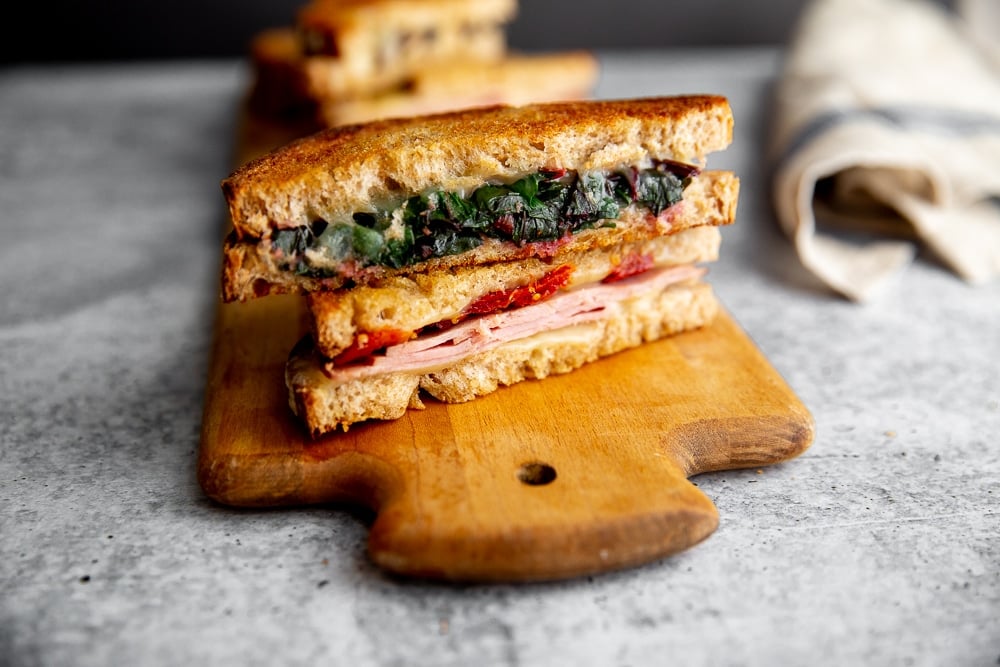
[246,27,597,126]
[315,51,599,126]
[222,169,738,301]
[308,225,720,359]
[287,277,717,437]
[297,0,515,99]
[223,96,734,239]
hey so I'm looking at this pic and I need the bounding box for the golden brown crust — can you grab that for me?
[286,279,717,437]
[221,96,735,239]
[220,170,739,302]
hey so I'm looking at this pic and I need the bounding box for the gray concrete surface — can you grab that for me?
[0,51,998,666]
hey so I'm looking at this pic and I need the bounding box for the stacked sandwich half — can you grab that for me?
[221,96,739,438]
[247,0,598,129]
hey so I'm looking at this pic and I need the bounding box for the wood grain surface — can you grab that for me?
[198,295,814,582]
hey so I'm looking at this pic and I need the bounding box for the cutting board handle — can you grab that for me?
[314,414,722,581]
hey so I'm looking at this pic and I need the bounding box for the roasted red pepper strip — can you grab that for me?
[602,252,654,284]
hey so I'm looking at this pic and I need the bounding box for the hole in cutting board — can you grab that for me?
[517,462,557,486]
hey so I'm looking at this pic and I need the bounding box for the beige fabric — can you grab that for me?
[957,0,1000,69]
[771,0,1000,301]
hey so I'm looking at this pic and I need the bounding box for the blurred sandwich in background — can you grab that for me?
[239,0,599,160]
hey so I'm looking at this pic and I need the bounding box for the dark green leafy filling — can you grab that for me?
[269,161,698,277]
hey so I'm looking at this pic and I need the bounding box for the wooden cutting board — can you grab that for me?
[200,112,813,581]
[198,294,814,582]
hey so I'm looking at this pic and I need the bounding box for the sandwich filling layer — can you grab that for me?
[306,263,705,382]
[309,226,721,360]
[269,160,700,278]
[286,271,717,436]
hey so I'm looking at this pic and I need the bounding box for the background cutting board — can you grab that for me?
[198,295,814,582]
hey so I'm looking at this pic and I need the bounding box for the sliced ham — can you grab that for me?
[323,264,705,380]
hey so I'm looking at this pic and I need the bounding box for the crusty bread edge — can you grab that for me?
[287,279,717,438]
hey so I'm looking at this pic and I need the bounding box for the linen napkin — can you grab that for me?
[958,0,1000,70]
[771,0,1000,301]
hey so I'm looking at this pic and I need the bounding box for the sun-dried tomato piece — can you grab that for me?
[465,264,574,316]
[602,252,654,284]
[331,328,414,366]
